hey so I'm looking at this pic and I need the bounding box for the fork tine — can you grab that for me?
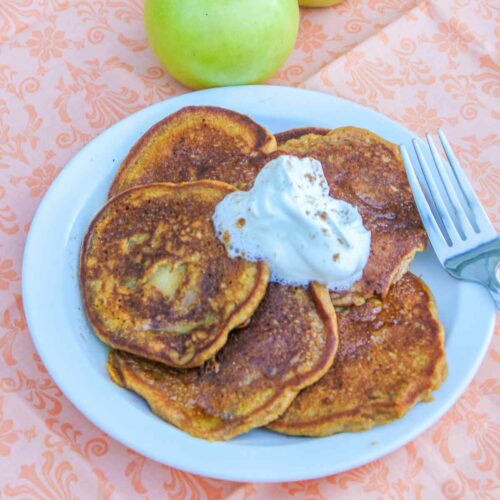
[400,145,449,260]
[426,133,476,238]
[437,129,496,237]
[412,139,463,244]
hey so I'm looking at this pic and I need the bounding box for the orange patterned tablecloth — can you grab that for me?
[1,1,499,497]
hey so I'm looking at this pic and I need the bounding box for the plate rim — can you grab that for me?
[22,85,497,483]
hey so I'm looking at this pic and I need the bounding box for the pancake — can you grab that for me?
[109,106,277,197]
[275,127,329,144]
[268,273,447,436]
[107,283,338,441]
[80,181,270,368]
[278,126,427,305]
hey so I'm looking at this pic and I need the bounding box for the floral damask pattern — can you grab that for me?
[0,396,19,456]
[4,450,79,499]
[26,25,69,62]
[0,0,498,498]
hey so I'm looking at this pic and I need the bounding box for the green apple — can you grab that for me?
[144,0,299,89]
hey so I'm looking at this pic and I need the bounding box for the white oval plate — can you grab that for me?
[23,86,496,483]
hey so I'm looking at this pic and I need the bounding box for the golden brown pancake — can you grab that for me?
[107,283,338,441]
[278,126,427,305]
[109,106,277,197]
[275,127,330,144]
[268,273,447,436]
[81,181,270,368]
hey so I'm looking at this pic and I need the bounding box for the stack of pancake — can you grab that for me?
[80,106,447,441]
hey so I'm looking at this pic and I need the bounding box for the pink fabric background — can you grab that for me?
[0,0,499,497]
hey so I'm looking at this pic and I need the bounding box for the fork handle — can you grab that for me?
[446,237,500,311]
[488,279,500,310]
[482,245,500,310]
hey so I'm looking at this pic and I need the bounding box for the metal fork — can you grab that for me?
[400,129,499,310]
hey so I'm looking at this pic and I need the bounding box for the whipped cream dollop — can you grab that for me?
[212,155,371,291]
